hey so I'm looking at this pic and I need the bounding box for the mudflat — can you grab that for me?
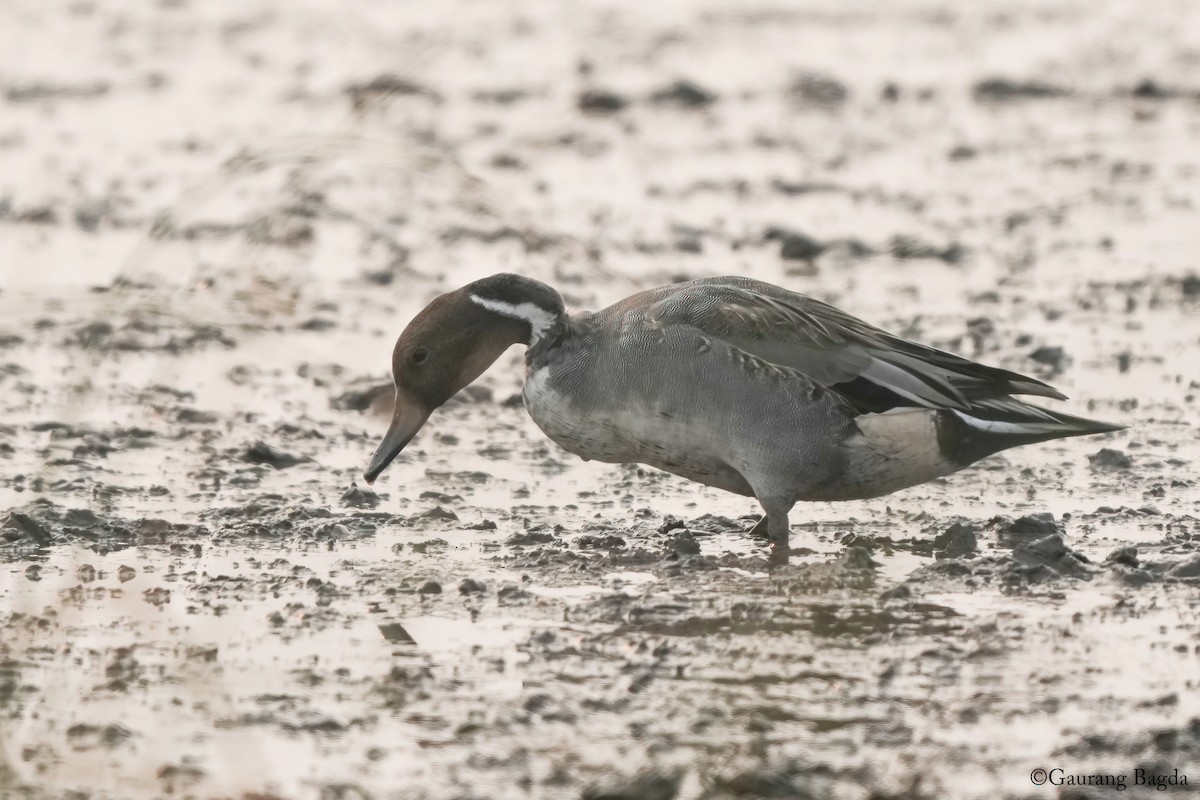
[2,0,1198,798]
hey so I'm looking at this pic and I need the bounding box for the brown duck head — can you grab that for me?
[363,274,563,483]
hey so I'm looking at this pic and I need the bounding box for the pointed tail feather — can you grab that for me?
[940,398,1125,465]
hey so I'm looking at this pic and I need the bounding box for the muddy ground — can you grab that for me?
[2,0,1200,798]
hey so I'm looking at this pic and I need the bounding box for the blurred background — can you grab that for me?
[3,0,1195,436]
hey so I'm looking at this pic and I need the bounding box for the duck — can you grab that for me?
[363,273,1123,557]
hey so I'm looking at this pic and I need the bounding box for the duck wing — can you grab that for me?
[644,276,1066,414]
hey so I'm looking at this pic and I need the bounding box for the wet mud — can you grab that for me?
[2,0,1200,798]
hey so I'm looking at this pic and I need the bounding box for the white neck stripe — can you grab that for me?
[469,294,557,344]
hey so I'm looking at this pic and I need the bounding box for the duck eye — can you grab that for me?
[411,347,429,365]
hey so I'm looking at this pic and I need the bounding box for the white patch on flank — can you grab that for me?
[849,407,953,492]
[952,411,1046,434]
[469,294,556,344]
[857,408,941,458]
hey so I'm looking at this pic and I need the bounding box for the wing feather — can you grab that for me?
[642,277,1066,413]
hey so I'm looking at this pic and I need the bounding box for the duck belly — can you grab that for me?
[523,364,755,496]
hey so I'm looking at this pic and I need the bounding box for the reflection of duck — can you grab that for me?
[364,274,1123,558]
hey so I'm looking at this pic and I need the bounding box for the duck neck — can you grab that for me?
[465,274,566,347]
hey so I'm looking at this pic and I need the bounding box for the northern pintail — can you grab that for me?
[364,274,1123,556]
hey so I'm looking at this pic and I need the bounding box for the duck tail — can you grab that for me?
[939,398,1125,465]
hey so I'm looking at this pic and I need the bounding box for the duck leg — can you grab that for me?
[755,495,793,564]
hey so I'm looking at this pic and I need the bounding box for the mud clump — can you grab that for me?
[377,623,416,644]
[1128,79,1181,100]
[1,501,204,558]
[904,523,1095,588]
[6,81,110,103]
[2,511,52,547]
[457,578,486,594]
[582,769,681,800]
[887,234,966,264]
[663,530,701,557]
[765,226,827,263]
[505,529,559,546]
[1167,554,1200,579]
[344,73,442,109]
[497,584,532,604]
[1089,447,1133,470]
[1151,718,1200,753]
[198,498,383,543]
[330,381,392,413]
[683,514,746,534]
[340,484,381,509]
[70,318,236,354]
[1106,545,1140,568]
[578,88,628,114]
[241,441,305,469]
[781,546,878,594]
[577,533,627,549]
[995,513,1062,547]
[933,522,978,559]
[416,506,458,521]
[788,71,849,107]
[972,78,1071,101]
[1061,717,1200,761]
[1010,534,1094,581]
[709,759,867,800]
[1029,345,1068,371]
[649,79,717,108]
[175,408,218,425]
[66,722,134,750]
